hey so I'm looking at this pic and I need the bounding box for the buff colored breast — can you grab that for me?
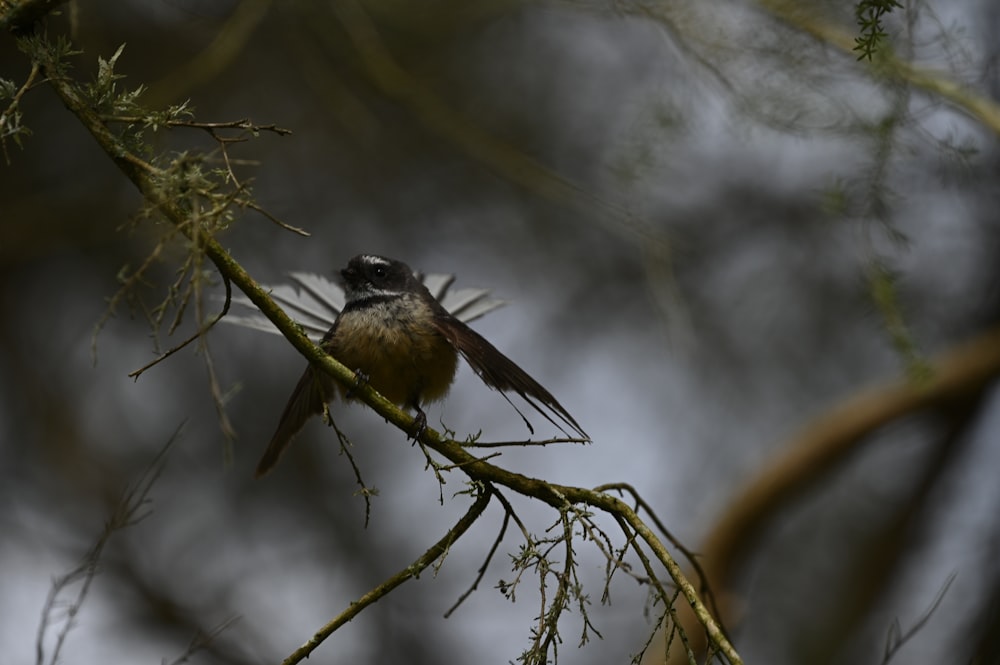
[328,294,459,407]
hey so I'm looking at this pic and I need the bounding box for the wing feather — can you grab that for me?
[431,310,588,440]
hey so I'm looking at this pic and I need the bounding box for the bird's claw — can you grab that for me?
[346,368,370,399]
[409,409,427,444]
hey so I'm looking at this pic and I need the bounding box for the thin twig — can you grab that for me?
[595,482,726,636]
[164,615,242,665]
[243,199,311,236]
[328,416,375,528]
[194,256,237,444]
[613,514,697,665]
[881,572,957,665]
[100,115,292,135]
[0,60,41,163]
[279,488,492,665]
[128,272,233,379]
[444,498,508,618]
[466,436,590,448]
[35,428,180,665]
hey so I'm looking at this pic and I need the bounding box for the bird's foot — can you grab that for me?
[409,408,427,444]
[346,368,370,399]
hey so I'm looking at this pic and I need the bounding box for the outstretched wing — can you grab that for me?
[430,308,588,440]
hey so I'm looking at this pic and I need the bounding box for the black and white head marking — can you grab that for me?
[340,254,416,305]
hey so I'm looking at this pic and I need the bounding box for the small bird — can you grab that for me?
[255,254,588,477]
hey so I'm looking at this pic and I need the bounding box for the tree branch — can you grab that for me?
[29,34,742,665]
[0,0,67,33]
[655,323,1000,664]
[705,323,1000,583]
[758,0,1000,136]
[279,487,493,665]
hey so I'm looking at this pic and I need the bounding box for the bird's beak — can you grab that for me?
[340,265,357,285]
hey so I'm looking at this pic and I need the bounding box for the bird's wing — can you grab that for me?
[431,311,588,440]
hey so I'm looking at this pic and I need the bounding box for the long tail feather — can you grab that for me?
[255,367,329,477]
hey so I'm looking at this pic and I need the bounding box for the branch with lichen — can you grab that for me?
[22,31,740,665]
[13,36,292,450]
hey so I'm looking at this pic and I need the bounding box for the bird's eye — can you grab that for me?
[373,266,386,278]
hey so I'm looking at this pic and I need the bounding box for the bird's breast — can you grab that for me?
[326,296,459,406]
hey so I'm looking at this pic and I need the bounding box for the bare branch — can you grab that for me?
[444,504,510,618]
[35,428,179,665]
[278,487,492,665]
[328,416,376,528]
[164,616,242,665]
[881,573,957,665]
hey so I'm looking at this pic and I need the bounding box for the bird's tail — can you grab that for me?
[255,367,329,478]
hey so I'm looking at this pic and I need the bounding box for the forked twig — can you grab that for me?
[881,572,957,665]
[35,428,180,665]
[595,482,727,637]
[328,415,376,528]
[444,499,509,618]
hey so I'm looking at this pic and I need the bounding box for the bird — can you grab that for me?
[254,254,588,477]
[223,267,507,340]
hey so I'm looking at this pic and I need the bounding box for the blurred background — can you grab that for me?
[2,0,999,663]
